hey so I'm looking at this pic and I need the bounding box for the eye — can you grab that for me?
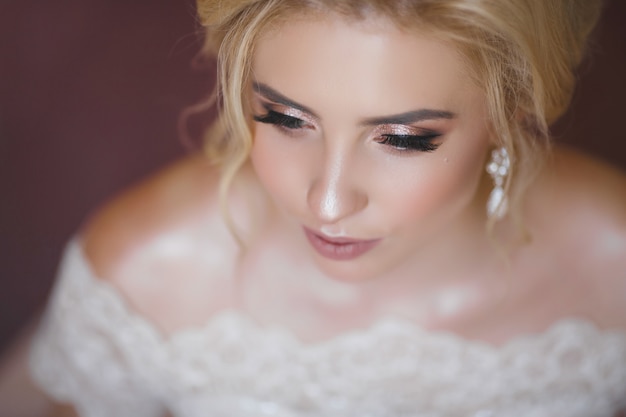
[254,110,308,131]
[377,133,441,153]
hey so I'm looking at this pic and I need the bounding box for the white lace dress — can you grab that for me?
[29,239,626,417]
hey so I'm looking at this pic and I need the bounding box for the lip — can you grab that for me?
[303,227,381,261]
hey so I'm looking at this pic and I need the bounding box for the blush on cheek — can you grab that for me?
[390,155,485,233]
[429,131,491,213]
[442,154,487,208]
[251,143,281,197]
[250,134,305,213]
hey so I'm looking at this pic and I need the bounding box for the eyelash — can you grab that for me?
[253,109,441,153]
[377,134,441,153]
[254,110,306,130]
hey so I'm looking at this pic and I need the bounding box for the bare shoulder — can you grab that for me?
[529,145,626,328]
[79,154,270,332]
[545,146,626,207]
[81,152,221,280]
[545,145,626,242]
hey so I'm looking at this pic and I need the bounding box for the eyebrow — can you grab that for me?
[253,82,320,119]
[253,81,456,125]
[360,109,456,126]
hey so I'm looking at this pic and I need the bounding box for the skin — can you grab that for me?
[82,13,625,343]
[250,15,494,285]
[3,11,625,416]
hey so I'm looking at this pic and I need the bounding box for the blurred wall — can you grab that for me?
[0,0,625,354]
[553,0,626,166]
[0,0,212,353]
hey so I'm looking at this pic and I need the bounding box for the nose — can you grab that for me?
[306,151,368,224]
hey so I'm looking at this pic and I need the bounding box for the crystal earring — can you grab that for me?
[486,147,510,219]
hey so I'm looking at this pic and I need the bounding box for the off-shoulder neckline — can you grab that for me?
[65,236,626,352]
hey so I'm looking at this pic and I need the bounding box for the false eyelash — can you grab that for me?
[253,110,305,130]
[378,134,441,152]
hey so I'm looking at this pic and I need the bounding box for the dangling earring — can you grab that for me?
[486,147,510,219]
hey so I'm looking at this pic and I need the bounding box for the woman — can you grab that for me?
[10,0,626,415]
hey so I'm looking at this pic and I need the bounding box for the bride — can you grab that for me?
[4,0,626,416]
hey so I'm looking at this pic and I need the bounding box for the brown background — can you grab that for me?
[0,0,625,354]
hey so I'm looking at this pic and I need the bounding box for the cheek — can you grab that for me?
[250,129,306,210]
[378,143,488,229]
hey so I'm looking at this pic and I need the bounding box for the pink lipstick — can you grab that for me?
[304,227,381,261]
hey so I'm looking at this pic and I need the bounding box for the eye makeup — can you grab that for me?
[252,98,317,135]
[252,83,445,153]
[254,109,307,130]
[253,82,319,118]
[372,124,442,153]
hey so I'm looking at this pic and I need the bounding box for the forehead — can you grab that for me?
[252,13,484,118]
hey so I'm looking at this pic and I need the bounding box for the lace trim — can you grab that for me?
[70,238,626,349]
[29,238,626,417]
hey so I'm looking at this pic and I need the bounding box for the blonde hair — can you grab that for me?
[195,0,603,231]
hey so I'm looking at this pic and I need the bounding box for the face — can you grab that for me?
[249,13,492,282]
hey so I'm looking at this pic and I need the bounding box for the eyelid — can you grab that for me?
[253,92,443,141]
[372,123,442,152]
[256,97,318,127]
[370,123,437,138]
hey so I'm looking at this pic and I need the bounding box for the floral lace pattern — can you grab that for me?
[29,239,626,417]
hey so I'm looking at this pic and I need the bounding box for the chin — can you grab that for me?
[312,255,386,284]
